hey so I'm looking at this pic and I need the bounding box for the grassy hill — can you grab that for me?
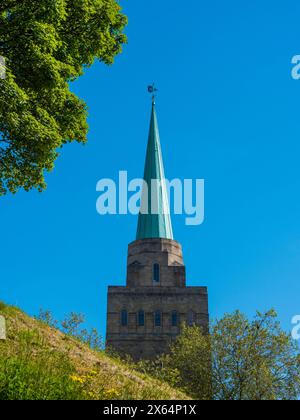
[0,302,189,400]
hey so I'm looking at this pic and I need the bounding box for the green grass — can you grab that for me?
[0,302,190,400]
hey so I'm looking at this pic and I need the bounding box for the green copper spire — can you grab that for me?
[136,99,174,240]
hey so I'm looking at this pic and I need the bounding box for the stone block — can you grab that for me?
[0,316,6,340]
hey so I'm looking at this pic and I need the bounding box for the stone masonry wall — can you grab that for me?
[106,238,209,360]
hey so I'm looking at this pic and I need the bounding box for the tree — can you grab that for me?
[147,310,300,400]
[211,310,300,400]
[167,325,212,400]
[61,312,85,337]
[0,0,127,195]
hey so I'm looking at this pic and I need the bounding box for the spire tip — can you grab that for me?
[148,83,158,105]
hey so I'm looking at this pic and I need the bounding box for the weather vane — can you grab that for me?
[148,83,158,103]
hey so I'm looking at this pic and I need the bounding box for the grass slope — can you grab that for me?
[0,302,189,400]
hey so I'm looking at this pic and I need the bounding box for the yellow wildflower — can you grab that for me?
[104,388,119,398]
[70,375,85,384]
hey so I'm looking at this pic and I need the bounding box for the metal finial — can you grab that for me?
[148,83,158,104]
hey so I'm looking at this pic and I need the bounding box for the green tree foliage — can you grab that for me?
[167,324,212,400]
[210,310,300,400]
[138,310,300,400]
[0,0,127,195]
[136,327,211,400]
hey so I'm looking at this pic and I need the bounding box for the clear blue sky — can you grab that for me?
[1,0,300,338]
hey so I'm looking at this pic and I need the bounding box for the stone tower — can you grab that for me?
[106,96,208,360]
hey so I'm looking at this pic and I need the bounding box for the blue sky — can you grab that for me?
[1,0,300,338]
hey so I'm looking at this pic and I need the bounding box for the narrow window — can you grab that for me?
[153,263,160,283]
[154,311,161,327]
[138,310,145,327]
[121,309,128,326]
[188,311,195,326]
[171,310,178,327]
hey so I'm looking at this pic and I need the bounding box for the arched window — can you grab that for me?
[171,310,179,327]
[154,310,161,327]
[138,310,145,327]
[121,309,128,326]
[188,311,195,326]
[153,263,160,283]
